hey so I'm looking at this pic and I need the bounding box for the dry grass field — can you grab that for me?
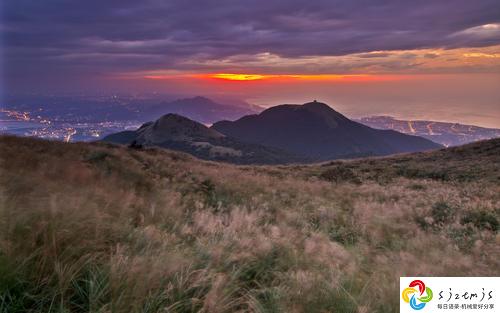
[0,135,498,312]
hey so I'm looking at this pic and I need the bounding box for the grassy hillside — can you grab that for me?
[102,114,308,165]
[0,135,499,313]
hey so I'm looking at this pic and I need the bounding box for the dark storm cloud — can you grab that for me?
[3,0,500,87]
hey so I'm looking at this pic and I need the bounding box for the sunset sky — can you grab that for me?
[3,0,500,126]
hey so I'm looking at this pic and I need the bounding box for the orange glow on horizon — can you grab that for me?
[143,73,390,82]
[141,72,417,82]
[210,73,267,81]
[202,73,375,81]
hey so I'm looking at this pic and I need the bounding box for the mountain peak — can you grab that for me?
[102,114,306,164]
[298,100,352,128]
[154,113,206,131]
[260,101,337,116]
[212,101,441,160]
[143,96,260,125]
[138,113,224,143]
[157,113,192,123]
[304,99,326,106]
[168,96,217,107]
[302,100,336,113]
[191,96,213,102]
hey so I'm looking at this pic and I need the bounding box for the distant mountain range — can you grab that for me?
[356,116,500,147]
[102,114,305,164]
[3,94,260,124]
[103,101,441,164]
[138,96,261,124]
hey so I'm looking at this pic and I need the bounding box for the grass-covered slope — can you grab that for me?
[0,135,498,313]
[212,101,442,160]
[102,114,307,165]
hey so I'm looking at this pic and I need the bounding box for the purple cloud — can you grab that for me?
[3,0,500,91]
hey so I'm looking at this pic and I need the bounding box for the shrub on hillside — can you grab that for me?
[461,210,499,232]
[430,201,457,226]
[319,166,361,184]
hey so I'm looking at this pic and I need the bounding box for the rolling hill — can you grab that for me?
[102,113,306,164]
[212,101,442,161]
[0,135,498,312]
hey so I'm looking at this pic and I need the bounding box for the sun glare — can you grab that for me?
[140,72,414,82]
[202,73,376,81]
[210,73,267,81]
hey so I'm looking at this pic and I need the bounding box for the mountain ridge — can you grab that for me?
[103,101,442,164]
[212,101,442,161]
[102,113,306,164]
[141,96,260,124]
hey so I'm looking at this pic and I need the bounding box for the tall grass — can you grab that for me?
[0,136,499,312]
